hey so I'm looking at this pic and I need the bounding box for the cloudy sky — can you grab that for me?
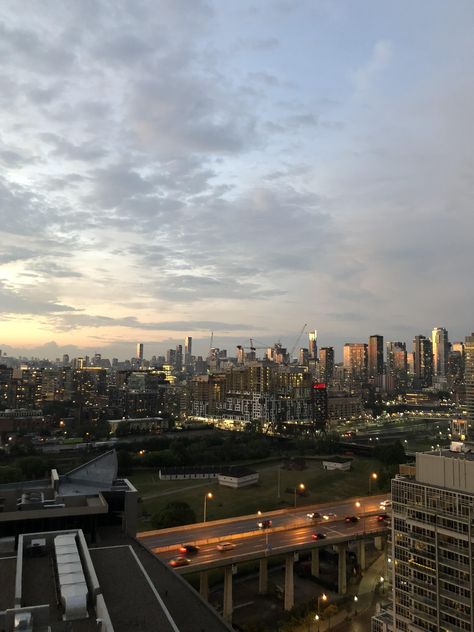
[0,0,473,360]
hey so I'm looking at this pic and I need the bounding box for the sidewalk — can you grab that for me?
[295,553,386,632]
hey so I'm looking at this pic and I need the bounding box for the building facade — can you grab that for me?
[368,335,384,381]
[432,327,449,377]
[373,448,474,632]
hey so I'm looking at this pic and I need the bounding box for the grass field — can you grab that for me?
[131,456,388,530]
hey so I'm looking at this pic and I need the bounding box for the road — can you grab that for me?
[138,494,390,571]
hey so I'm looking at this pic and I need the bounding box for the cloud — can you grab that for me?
[352,40,392,94]
[0,281,75,316]
[52,313,255,332]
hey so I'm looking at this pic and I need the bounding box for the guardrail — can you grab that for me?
[138,493,388,539]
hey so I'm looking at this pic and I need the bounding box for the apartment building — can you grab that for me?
[373,445,474,632]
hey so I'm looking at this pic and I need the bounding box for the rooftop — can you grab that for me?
[0,528,232,632]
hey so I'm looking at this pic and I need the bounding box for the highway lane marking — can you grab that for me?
[234,601,255,610]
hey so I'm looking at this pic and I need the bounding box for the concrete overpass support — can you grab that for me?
[374,535,385,551]
[284,553,294,611]
[337,543,347,595]
[311,548,320,577]
[357,540,366,570]
[199,571,209,601]
[259,558,268,594]
[223,566,233,623]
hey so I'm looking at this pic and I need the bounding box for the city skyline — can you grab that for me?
[0,325,469,363]
[0,1,473,357]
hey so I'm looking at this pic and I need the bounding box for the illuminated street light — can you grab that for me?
[294,483,305,508]
[203,492,213,522]
[317,592,328,614]
[314,614,320,632]
[368,472,378,494]
[353,595,358,615]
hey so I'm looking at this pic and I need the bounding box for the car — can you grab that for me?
[380,500,392,508]
[344,515,360,523]
[306,512,321,520]
[258,519,272,529]
[311,532,326,540]
[179,544,199,555]
[322,512,336,521]
[169,556,191,567]
[217,541,237,552]
[376,514,389,522]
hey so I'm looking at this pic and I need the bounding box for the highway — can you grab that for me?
[138,494,390,573]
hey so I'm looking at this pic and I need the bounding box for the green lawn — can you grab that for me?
[131,457,388,530]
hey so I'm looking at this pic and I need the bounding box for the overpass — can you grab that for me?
[138,494,390,623]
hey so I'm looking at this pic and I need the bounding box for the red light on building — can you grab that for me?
[313,383,327,389]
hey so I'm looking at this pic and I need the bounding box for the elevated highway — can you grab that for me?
[138,494,390,623]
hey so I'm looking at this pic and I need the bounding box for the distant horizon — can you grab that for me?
[1,325,470,363]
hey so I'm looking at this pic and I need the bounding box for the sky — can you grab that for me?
[0,0,473,360]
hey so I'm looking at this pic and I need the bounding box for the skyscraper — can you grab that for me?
[413,335,433,388]
[136,343,144,361]
[368,335,384,381]
[175,344,183,371]
[465,334,474,435]
[343,343,368,385]
[432,327,449,377]
[184,336,193,368]
[319,347,334,383]
[386,342,407,391]
[308,330,318,360]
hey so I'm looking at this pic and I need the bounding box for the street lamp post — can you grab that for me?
[368,472,378,494]
[203,492,213,522]
[314,614,320,631]
[355,500,366,531]
[353,595,358,615]
[317,593,327,616]
[294,483,305,508]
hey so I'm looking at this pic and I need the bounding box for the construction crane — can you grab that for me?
[288,323,307,362]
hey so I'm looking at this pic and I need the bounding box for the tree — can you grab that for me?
[117,449,134,475]
[377,440,406,465]
[0,465,22,483]
[16,456,49,480]
[151,501,196,529]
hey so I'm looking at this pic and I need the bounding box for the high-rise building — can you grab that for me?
[432,327,449,377]
[184,336,193,368]
[373,447,474,632]
[175,345,183,371]
[465,334,474,435]
[368,335,384,380]
[386,342,407,392]
[319,347,334,383]
[298,348,309,366]
[136,343,144,361]
[308,330,318,360]
[413,335,433,388]
[448,342,465,385]
[343,343,368,385]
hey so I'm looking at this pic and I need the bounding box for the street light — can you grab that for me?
[203,492,213,522]
[380,575,385,594]
[368,472,378,494]
[314,614,320,631]
[317,592,327,615]
[355,500,365,530]
[353,595,358,615]
[294,483,305,508]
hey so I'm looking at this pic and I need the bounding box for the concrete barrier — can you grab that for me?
[138,493,387,539]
